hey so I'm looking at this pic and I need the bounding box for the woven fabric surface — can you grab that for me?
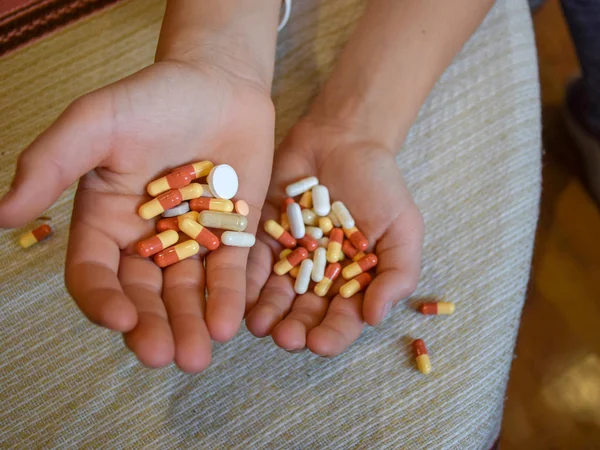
[0,0,541,448]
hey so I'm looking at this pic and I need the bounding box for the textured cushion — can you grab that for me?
[0,0,540,448]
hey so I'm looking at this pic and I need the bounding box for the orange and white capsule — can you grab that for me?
[154,240,200,268]
[19,224,52,248]
[156,211,198,232]
[146,161,213,196]
[273,247,309,275]
[314,262,341,297]
[264,220,297,248]
[413,339,432,374]
[342,253,378,280]
[297,234,318,252]
[135,230,179,258]
[179,218,220,250]
[318,216,333,235]
[299,190,313,209]
[419,302,456,315]
[339,273,372,298]
[326,228,344,263]
[190,198,234,212]
[343,226,368,251]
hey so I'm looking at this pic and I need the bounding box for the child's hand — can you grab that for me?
[0,60,275,371]
[245,117,424,356]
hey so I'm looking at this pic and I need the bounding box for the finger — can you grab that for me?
[120,254,175,368]
[0,93,113,227]
[307,295,365,357]
[245,229,276,315]
[162,257,212,373]
[245,273,295,338]
[271,293,329,351]
[363,209,424,326]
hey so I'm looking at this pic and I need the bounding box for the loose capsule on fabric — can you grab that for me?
[294,259,314,295]
[136,230,179,258]
[190,198,234,212]
[19,224,52,248]
[343,226,368,251]
[314,262,341,297]
[342,253,378,280]
[264,220,297,248]
[285,176,318,197]
[198,211,248,232]
[413,339,432,374]
[326,228,344,263]
[419,302,456,315]
[179,218,220,250]
[339,273,372,298]
[311,185,331,216]
[273,247,308,275]
[154,240,200,268]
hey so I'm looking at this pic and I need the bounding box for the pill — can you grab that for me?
[301,209,319,226]
[281,213,291,231]
[419,302,456,315]
[135,230,179,258]
[235,200,250,216]
[342,253,378,279]
[331,201,355,229]
[279,248,292,260]
[326,228,343,263]
[314,262,341,297]
[294,259,314,295]
[289,266,300,278]
[179,218,220,250]
[342,240,359,260]
[297,234,318,252]
[328,210,342,227]
[190,198,234,212]
[317,237,329,248]
[200,184,214,197]
[343,226,369,251]
[156,211,198,232]
[138,189,183,219]
[146,167,193,197]
[273,247,308,275]
[305,226,323,239]
[19,224,52,248]
[264,220,297,248]
[352,251,366,262]
[311,247,326,282]
[221,231,256,247]
[154,240,200,268]
[198,211,248,231]
[339,273,372,298]
[179,183,204,200]
[287,202,305,239]
[299,190,313,209]
[285,176,319,197]
[207,164,238,199]
[338,249,346,262]
[318,216,333,235]
[413,339,432,375]
[311,185,331,216]
[281,197,294,212]
[162,202,190,218]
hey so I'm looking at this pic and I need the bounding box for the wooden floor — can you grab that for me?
[499,1,600,448]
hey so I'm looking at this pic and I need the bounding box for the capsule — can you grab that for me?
[221,231,256,247]
[179,218,220,250]
[318,216,333,235]
[326,228,344,263]
[287,202,305,239]
[343,226,368,251]
[178,183,204,200]
[299,190,313,209]
[190,198,234,212]
[342,239,359,260]
[146,161,213,197]
[198,211,248,232]
[317,237,329,248]
[301,209,319,226]
[285,176,318,197]
[279,248,292,260]
[297,234,318,252]
[154,240,200,268]
[273,247,309,275]
[339,273,372,298]
[413,339,432,374]
[342,253,378,279]
[294,259,314,294]
[138,189,183,219]
[328,211,342,227]
[311,247,326,282]
[305,226,323,239]
[331,201,355,229]
[314,263,341,297]
[419,302,456,315]
[352,251,366,262]
[289,266,300,278]
[19,224,52,248]
[135,230,179,258]
[281,213,291,231]
[162,202,190,218]
[264,220,297,248]
[156,211,198,232]
[311,185,331,216]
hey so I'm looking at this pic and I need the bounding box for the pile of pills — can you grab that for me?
[135,161,255,267]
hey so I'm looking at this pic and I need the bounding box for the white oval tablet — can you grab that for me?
[286,202,305,239]
[294,259,314,295]
[312,185,331,216]
[207,164,239,199]
[162,202,190,218]
[221,231,256,247]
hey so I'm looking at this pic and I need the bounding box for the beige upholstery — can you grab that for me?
[0,0,540,447]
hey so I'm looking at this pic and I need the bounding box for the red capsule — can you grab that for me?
[297,234,318,252]
[343,226,368,251]
[342,239,359,259]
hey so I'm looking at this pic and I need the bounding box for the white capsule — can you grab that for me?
[328,210,342,227]
[208,164,238,199]
[285,176,319,198]
[331,201,355,229]
[311,185,331,216]
[311,247,326,282]
[287,202,305,239]
[302,209,319,226]
[161,202,190,218]
[221,231,256,247]
[317,237,329,248]
[200,184,214,198]
[294,259,314,295]
[305,226,323,239]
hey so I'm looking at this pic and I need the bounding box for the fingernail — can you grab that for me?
[380,302,392,322]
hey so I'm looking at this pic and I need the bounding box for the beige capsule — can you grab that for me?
[198,211,248,231]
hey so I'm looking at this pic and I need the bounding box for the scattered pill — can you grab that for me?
[198,211,248,232]
[154,240,200,268]
[419,302,456,315]
[343,226,368,251]
[317,237,329,248]
[342,253,378,280]
[297,234,318,252]
[285,176,319,197]
[190,198,234,212]
[135,230,179,258]
[413,339,432,374]
[286,202,305,239]
[326,228,344,263]
[331,201,355,229]
[19,224,52,248]
[279,248,292,260]
[314,263,341,297]
[294,259,314,294]
[301,209,319,226]
[200,184,214,197]
[273,247,308,275]
[179,218,220,250]
[235,200,250,216]
[311,185,331,216]
[221,231,256,247]
[207,164,238,199]
[318,216,333,235]
[311,247,326,282]
[299,190,313,209]
[162,202,190,218]
[139,189,183,220]
[156,211,198,232]
[264,219,297,248]
[305,226,323,239]
[339,273,372,298]
[328,210,342,228]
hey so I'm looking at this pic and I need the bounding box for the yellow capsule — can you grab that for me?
[179,183,204,200]
[154,240,200,268]
[326,229,343,263]
[299,190,313,209]
[352,251,366,262]
[279,248,292,260]
[338,249,345,262]
[319,217,333,235]
[198,211,248,231]
[413,339,432,375]
[190,197,234,212]
[339,273,372,298]
[342,254,378,280]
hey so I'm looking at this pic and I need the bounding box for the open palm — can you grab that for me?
[0,61,275,372]
[246,118,424,356]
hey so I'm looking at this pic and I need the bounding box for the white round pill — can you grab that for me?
[207,164,239,199]
[162,202,190,218]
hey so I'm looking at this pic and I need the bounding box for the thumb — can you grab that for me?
[0,93,113,227]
